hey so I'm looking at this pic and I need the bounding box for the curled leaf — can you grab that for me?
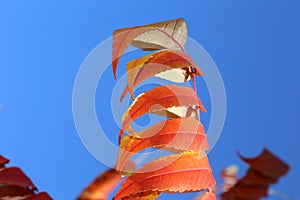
[0,155,9,168]
[117,117,209,172]
[121,50,202,101]
[78,168,122,200]
[113,152,216,200]
[239,148,289,179]
[221,149,290,200]
[112,18,187,79]
[0,167,37,190]
[119,85,206,143]
[0,155,52,199]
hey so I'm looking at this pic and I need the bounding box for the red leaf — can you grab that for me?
[239,148,289,179]
[78,168,122,200]
[121,50,203,101]
[117,117,209,172]
[24,192,53,200]
[238,169,277,186]
[221,184,268,200]
[0,185,34,197]
[119,85,206,143]
[0,155,9,168]
[112,18,187,79]
[113,152,216,200]
[221,149,289,200]
[0,167,37,190]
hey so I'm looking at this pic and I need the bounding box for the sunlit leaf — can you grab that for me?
[119,85,206,143]
[112,18,187,79]
[121,50,202,101]
[113,152,215,200]
[117,117,209,172]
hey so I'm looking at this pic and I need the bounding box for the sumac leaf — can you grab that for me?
[119,85,206,143]
[0,167,37,190]
[221,149,289,200]
[0,155,9,168]
[117,117,209,172]
[112,18,187,79]
[113,152,215,200]
[121,50,202,101]
[78,168,122,200]
[239,148,289,179]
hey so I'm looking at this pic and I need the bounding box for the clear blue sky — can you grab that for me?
[0,1,299,199]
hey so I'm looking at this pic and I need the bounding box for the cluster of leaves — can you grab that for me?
[220,149,289,200]
[0,155,52,200]
[78,149,289,200]
[77,19,290,200]
[111,18,216,199]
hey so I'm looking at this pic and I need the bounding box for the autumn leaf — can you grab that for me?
[113,152,216,200]
[0,155,52,199]
[195,192,217,200]
[238,149,289,179]
[0,167,37,190]
[122,191,162,200]
[221,149,289,200]
[112,18,187,79]
[78,168,122,200]
[117,117,209,172]
[0,185,34,197]
[119,84,206,143]
[24,192,53,200]
[121,50,203,101]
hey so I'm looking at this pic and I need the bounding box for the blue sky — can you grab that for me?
[0,1,299,199]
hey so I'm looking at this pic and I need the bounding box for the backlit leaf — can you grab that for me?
[117,117,209,172]
[112,18,187,79]
[119,85,206,143]
[113,152,216,200]
[121,50,202,100]
[78,168,122,200]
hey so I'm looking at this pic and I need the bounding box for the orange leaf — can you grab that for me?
[78,168,122,200]
[113,152,216,200]
[112,18,187,79]
[117,117,209,172]
[195,192,217,200]
[119,85,206,143]
[121,50,203,101]
[122,191,161,200]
